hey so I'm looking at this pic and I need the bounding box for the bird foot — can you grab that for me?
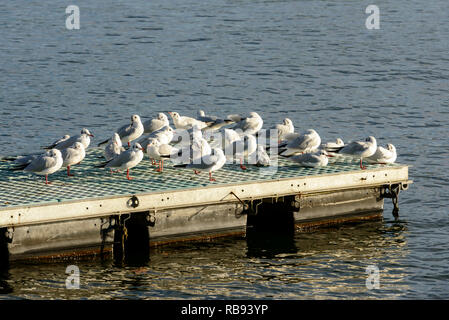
[240,165,247,170]
[127,177,134,180]
[155,168,163,172]
[194,170,201,175]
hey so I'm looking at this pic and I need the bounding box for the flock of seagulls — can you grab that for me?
[3,110,398,184]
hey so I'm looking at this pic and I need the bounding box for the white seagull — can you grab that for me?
[197,110,234,131]
[142,113,170,134]
[334,136,377,169]
[147,138,178,172]
[255,145,271,167]
[174,148,226,182]
[61,142,86,176]
[96,143,145,180]
[265,118,294,142]
[285,150,329,168]
[98,114,144,147]
[168,111,210,130]
[366,143,397,164]
[225,134,257,170]
[44,128,93,150]
[278,129,321,156]
[104,133,125,161]
[229,112,264,136]
[10,149,63,184]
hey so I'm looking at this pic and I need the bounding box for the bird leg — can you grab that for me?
[360,158,367,170]
[126,169,133,180]
[209,171,216,182]
[194,170,201,175]
[156,160,163,172]
[45,175,51,185]
[67,166,74,177]
[240,158,247,170]
[127,142,131,147]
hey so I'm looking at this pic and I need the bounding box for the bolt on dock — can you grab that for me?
[0,148,411,262]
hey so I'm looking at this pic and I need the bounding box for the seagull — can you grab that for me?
[98,114,144,147]
[174,148,226,182]
[229,112,264,136]
[173,137,212,164]
[278,129,321,156]
[44,128,93,150]
[147,138,178,172]
[225,134,257,170]
[334,136,377,169]
[61,142,86,176]
[168,111,210,130]
[138,126,174,151]
[366,143,397,164]
[283,150,329,168]
[262,118,294,142]
[255,145,271,167]
[104,133,125,161]
[209,128,241,150]
[9,149,63,184]
[142,113,170,134]
[96,143,145,180]
[321,138,344,156]
[197,110,234,131]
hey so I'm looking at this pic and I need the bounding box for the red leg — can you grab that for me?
[126,169,133,180]
[194,170,201,175]
[45,175,51,185]
[156,160,163,172]
[360,158,366,170]
[128,142,131,147]
[209,171,216,182]
[67,166,74,177]
[240,158,247,170]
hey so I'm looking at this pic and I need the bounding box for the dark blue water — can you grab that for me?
[0,0,448,299]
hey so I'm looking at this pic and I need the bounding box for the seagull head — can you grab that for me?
[168,112,179,120]
[133,143,145,152]
[158,113,168,121]
[113,133,121,145]
[81,128,94,137]
[73,142,84,150]
[387,143,396,152]
[50,149,62,159]
[131,114,141,123]
[336,138,344,146]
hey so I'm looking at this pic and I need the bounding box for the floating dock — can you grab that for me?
[0,148,411,262]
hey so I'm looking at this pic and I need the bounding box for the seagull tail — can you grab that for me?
[9,163,28,171]
[97,138,110,147]
[94,160,111,168]
[173,164,188,168]
[1,156,18,161]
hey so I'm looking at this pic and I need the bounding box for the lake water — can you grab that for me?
[0,0,448,299]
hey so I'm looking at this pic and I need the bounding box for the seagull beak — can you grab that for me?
[140,147,145,151]
[89,134,94,137]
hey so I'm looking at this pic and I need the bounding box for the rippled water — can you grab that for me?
[1,0,448,299]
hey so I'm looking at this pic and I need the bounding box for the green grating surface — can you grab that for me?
[0,148,401,209]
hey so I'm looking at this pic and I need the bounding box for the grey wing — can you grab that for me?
[143,119,164,133]
[55,136,77,149]
[24,155,56,172]
[187,154,218,170]
[116,123,132,138]
[341,141,367,154]
[105,150,133,168]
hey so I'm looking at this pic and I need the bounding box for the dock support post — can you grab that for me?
[0,228,11,270]
[381,184,403,218]
[113,212,150,266]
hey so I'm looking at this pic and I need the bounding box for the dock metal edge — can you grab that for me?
[0,165,411,228]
